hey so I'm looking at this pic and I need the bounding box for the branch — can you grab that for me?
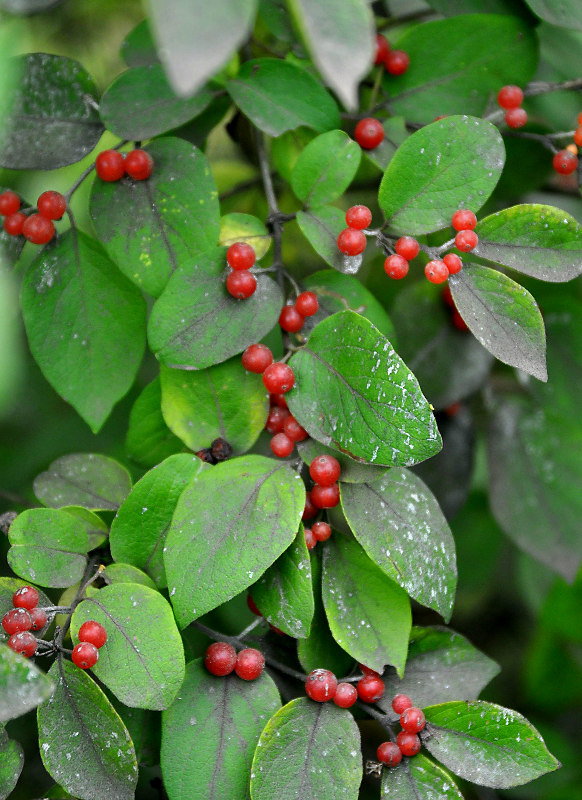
[254,128,285,293]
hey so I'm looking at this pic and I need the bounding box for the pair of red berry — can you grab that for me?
[204,641,265,680]
[384,236,420,280]
[278,291,319,333]
[376,693,426,764]
[305,669,357,707]
[374,34,410,76]
[268,408,308,458]
[2,586,47,657]
[71,620,108,669]
[497,84,528,129]
[225,242,258,299]
[304,520,332,551]
[306,454,341,511]
[0,189,66,245]
[337,204,373,257]
[95,148,154,182]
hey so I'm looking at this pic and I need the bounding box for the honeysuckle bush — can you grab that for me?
[1,0,582,798]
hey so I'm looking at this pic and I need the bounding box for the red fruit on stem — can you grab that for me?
[265,405,290,434]
[204,642,237,676]
[226,269,257,299]
[78,620,108,649]
[279,304,305,333]
[3,212,26,236]
[309,455,341,486]
[0,190,21,216]
[2,608,32,635]
[553,149,578,175]
[242,343,273,373]
[8,631,37,658]
[310,483,340,508]
[312,521,332,542]
[12,586,39,610]
[385,49,410,76]
[303,492,318,520]
[357,674,385,703]
[397,730,421,757]
[384,254,409,280]
[95,149,125,181]
[392,693,413,714]
[282,415,308,442]
[263,362,295,393]
[578,112,582,126]
[270,432,294,457]
[37,190,67,220]
[497,84,524,109]
[333,683,358,708]
[505,107,528,129]
[295,291,319,317]
[425,260,449,284]
[345,205,372,230]
[455,230,478,252]
[125,148,154,180]
[374,33,390,65]
[400,706,426,733]
[226,242,256,270]
[235,648,265,680]
[22,214,55,245]
[395,236,419,260]
[304,528,317,550]
[451,209,477,231]
[30,607,47,631]
[354,118,384,150]
[305,669,337,702]
[377,741,402,767]
[72,642,99,670]
[443,253,463,275]
[337,227,367,256]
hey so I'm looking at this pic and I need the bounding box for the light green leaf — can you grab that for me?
[33,453,132,511]
[62,506,108,550]
[126,377,184,468]
[102,563,157,589]
[291,130,361,207]
[219,212,271,261]
[381,754,463,799]
[0,644,54,723]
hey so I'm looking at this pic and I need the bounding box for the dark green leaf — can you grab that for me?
[0,727,23,800]
[90,137,220,298]
[0,644,54,723]
[161,659,281,800]
[379,116,505,235]
[298,439,387,484]
[165,455,305,626]
[37,659,138,800]
[250,697,362,800]
[365,117,409,171]
[102,563,157,589]
[227,59,340,136]
[33,453,132,510]
[423,700,560,788]
[126,377,184,467]
[62,506,108,550]
[291,130,361,207]
[287,310,441,466]
[120,19,158,67]
[297,206,363,274]
[109,701,160,767]
[21,230,147,432]
[219,212,271,261]
[449,264,547,382]
[71,582,185,710]
[110,454,205,588]
[524,0,582,29]
[381,753,463,799]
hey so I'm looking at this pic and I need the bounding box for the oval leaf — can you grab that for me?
[102,563,156,589]
[381,753,463,799]
[291,130,361,207]
[126,377,184,468]
[120,19,158,67]
[33,453,132,510]
[0,644,54,723]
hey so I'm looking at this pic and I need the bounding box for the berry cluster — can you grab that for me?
[2,586,46,657]
[72,620,108,669]
[425,209,477,285]
[304,663,386,707]
[278,291,319,333]
[337,204,372,256]
[195,437,233,464]
[204,641,265,681]
[374,33,410,77]
[303,520,332,551]
[95,148,154,182]
[263,389,309,458]
[497,84,527,129]
[225,241,257,299]
[376,693,426,766]
[0,189,66,245]
[307,454,340,511]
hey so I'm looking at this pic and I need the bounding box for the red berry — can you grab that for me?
[452,309,469,331]
[226,242,256,270]
[385,49,409,76]
[235,648,265,680]
[395,236,419,260]
[359,663,379,676]
[22,214,55,245]
[226,270,257,299]
[305,669,337,702]
[279,304,305,333]
[270,393,288,409]
[309,455,341,486]
[263,362,295,394]
[72,642,99,670]
[303,492,318,520]
[333,682,358,708]
[345,205,372,230]
[384,254,409,280]
[12,586,39,610]
[357,674,385,703]
[505,107,528,129]
[37,190,66,220]
[455,230,478,252]
[95,149,125,182]
[311,483,340,508]
[283,415,308,442]
[392,693,413,714]
[377,741,402,766]
[0,190,21,216]
[247,595,262,616]
[443,253,462,275]
[574,128,582,147]
[400,706,426,733]
[578,112,582,126]
[304,527,317,550]
[125,148,154,180]
[265,405,290,434]
[354,118,384,150]
[78,620,108,649]
[451,209,477,231]
[3,212,26,236]
[312,521,332,542]
[204,642,237,676]
[29,607,47,631]
[270,432,295,457]
[8,631,37,658]
[441,286,454,308]
[425,260,449,284]
[295,291,319,317]
[497,84,524,109]
[374,34,390,65]
[397,730,421,757]
[2,608,32,635]
[553,149,578,175]
[337,228,367,256]
[242,343,273,373]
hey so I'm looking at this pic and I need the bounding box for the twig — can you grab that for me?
[255,129,285,293]
[56,559,102,647]
[238,618,264,640]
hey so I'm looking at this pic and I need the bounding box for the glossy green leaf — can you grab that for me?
[524,0,582,29]
[102,563,157,589]
[8,508,88,588]
[475,204,582,282]
[120,19,158,67]
[62,506,108,550]
[126,377,184,467]
[0,53,103,169]
[90,137,220,298]
[0,644,54,723]
[322,536,411,676]
[297,206,363,274]
[250,697,362,800]
[110,454,205,588]
[0,727,23,800]
[219,212,271,261]
[227,58,340,136]
[37,659,138,800]
[160,358,269,453]
[161,659,281,800]
[365,117,409,171]
[298,438,387,484]
[381,754,463,799]
[33,453,132,510]
[449,264,547,381]
[287,310,441,466]
[148,247,283,369]
[379,116,505,235]
[423,700,561,788]
[71,582,185,710]
[21,230,147,432]
[291,130,361,207]
[165,455,305,626]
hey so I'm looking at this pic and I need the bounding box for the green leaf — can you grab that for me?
[161,659,281,800]
[219,212,271,261]
[381,753,463,799]
[90,137,220,298]
[0,644,54,723]
[449,264,547,382]
[287,310,441,466]
[21,230,147,432]
[109,701,160,767]
[322,536,411,676]
[297,206,363,274]
[71,582,185,710]
[120,19,158,67]
[165,455,305,626]
[0,53,103,169]
[250,697,362,800]
[148,247,283,369]
[386,15,538,123]
[8,508,88,588]
[252,527,314,638]
[110,454,205,588]
[524,0,582,30]
[365,117,410,171]
[37,659,138,800]
[298,439,387,484]
[102,563,157,589]
[291,130,361,207]
[227,58,340,136]
[423,700,561,788]
[146,0,257,96]
[340,468,456,620]
[126,377,184,467]
[0,726,23,800]
[33,453,132,511]
[160,358,269,453]
[378,116,505,235]
[286,0,373,109]
[62,506,108,550]
[475,204,582,282]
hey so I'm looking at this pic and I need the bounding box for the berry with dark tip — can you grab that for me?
[384,254,409,280]
[354,117,384,150]
[295,291,319,317]
[12,586,39,610]
[309,455,341,486]
[505,108,527,129]
[443,253,462,275]
[310,483,340,509]
[3,212,26,236]
[263,362,295,393]
[337,228,367,256]
[397,730,421,757]
[553,149,578,175]
[357,674,385,703]
[385,50,410,76]
[227,242,256,270]
[312,521,332,541]
[30,607,47,631]
[451,209,477,231]
[37,190,66,220]
[2,608,32,635]
[497,84,524,109]
[400,706,426,733]
[95,149,125,182]
[279,304,305,333]
[22,214,55,245]
[72,642,99,670]
[304,528,317,550]
[204,642,237,676]
[395,236,419,260]
[377,741,402,766]
[392,693,413,714]
[125,148,154,180]
[282,415,308,442]
[270,432,294,458]
[78,620,108,649]
[345,205,372,230]
[8,631,37,658]
[265,405,290,434]
[242,343,273,373]
[305,669,337,702]
[333,682,358,708]
[0,190,20,216]
[226,269,257,299]
[211,437,232,462]
[425,260,449,284]
[235,648,265,680]
[455,230,478,252]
